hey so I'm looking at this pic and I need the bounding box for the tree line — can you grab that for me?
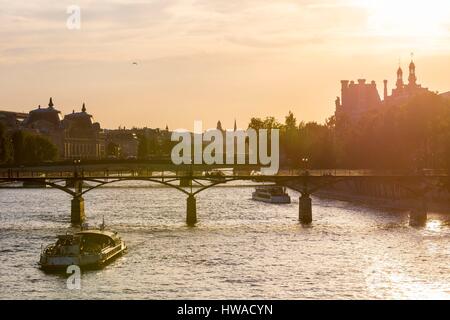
[248,92,450,169]
[0,126,58,164]
[2,91,449,169]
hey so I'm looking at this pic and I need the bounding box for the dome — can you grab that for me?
[62,103,96,131]
[23,98,62,128]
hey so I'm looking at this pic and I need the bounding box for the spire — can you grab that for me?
[48,97,54,108]
[165,124,169,131]
[396,65,404,89]
[216,120,223,131]
[234,119,237,131]
[82,103,86,113]
[408,52,417,86]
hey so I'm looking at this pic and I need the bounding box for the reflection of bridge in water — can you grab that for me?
[0,162,448,227]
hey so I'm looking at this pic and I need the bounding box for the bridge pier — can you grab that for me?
[71,196,85,224]
[186,194,197,226]
[299,193,312,224]
[409,198,427,227]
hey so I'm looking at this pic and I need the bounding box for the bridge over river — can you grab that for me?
[0,162,448,227]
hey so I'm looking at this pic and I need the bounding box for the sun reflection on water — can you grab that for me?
[426,219,443,232]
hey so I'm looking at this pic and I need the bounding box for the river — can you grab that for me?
[0,182,449,299]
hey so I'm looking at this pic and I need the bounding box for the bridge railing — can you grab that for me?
[0,167,448,179]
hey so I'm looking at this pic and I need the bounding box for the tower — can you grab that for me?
[48,97,54,108]
[82,103,86,113]
[396,67,404,89]
[408,55,417,86]
[383,80,388,100]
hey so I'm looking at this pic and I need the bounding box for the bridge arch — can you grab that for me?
[80,177,191,196]
[11,178,76,197]
[5,175,441,199]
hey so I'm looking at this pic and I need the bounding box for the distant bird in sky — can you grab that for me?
[132,62,138,65]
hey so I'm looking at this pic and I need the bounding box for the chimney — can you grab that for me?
[341,80,349,90]
[340,80,349,107]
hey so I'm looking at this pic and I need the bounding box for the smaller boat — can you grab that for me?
[39,222,127,271]
[252,185,291,204]
[204,170,226,181]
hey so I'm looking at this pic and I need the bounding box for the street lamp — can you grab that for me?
[73,159,81,177]
[301,158,309,169]
[300,157,309,175]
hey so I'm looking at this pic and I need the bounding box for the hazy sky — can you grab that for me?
[1,0,450,129]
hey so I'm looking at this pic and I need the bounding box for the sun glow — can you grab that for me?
[364,0,450,38]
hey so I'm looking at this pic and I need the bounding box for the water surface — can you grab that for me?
[0,183,449,299]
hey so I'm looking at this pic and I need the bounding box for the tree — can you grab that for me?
[106,142,120,157]
[262,117,282,129]
[285,111,297,130]
[282,111,300,166]
[334,92,450,169]
[11,130,57,164]
[248,117,264,130]
[0,123,12,164]
[23,135,57,163]
[11,130,26,164]
[137,135,149,159]
[248,117,282,130]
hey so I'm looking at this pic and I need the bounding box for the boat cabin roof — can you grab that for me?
[57,234,80,240]
[256,185,284,190]
[76,229,118,240]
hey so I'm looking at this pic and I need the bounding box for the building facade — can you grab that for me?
[10,98,106,160]
[22,98,65,155]
[0,110,28,130]
[335,59,433,122]
[105,128,139,158]
[62,103,105,160]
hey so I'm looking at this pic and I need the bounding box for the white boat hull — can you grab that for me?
[39,243,127,271]
[252,193,291,204]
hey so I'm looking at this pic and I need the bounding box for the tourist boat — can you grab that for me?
[39,223,127,271]
[252,185,291,204]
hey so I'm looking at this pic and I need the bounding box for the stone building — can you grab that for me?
[62,103,105,160]
[105,128,139,158]
[335,58,433,122]
[383,60,430,107]
[335,79,381,122]
[16,98,105,160]
[22,98,65,155]
[0,110,28,130]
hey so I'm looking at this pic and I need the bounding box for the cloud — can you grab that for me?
[0,1,362,55]
[225,35,327,49]
[0,0,449,65]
